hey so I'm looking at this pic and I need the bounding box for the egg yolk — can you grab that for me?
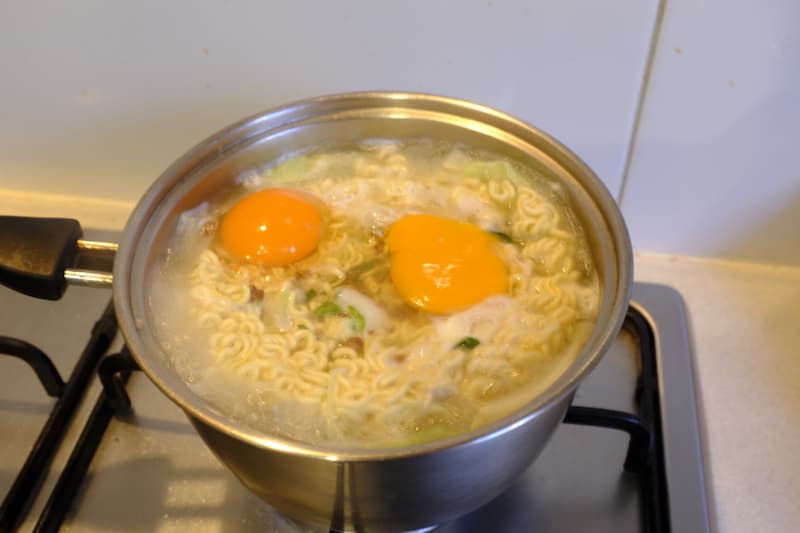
[218,188,322,265]
[386,214,507,314]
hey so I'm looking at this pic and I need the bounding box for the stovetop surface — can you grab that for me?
[0,279,710,533]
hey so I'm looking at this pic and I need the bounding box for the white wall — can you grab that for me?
[621,0,800,266]
[0,0,658,201]
[1,0,797,267]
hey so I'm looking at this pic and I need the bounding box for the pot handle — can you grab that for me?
[0,216,116,300]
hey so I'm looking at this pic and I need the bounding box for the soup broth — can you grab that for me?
[149,139,600,448]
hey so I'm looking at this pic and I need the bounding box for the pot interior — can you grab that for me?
[113,92,632,459]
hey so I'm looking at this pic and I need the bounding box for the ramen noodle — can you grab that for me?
[150,140,600,448]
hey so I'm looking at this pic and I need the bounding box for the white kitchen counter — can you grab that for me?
[634,252,800,533]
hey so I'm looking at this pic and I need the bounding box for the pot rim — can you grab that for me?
[113,91,633,462]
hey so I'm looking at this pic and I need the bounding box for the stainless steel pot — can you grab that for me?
[0,92,632,532]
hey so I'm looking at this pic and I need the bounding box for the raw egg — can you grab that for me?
[218,188,322,265]
[386,214,507,314]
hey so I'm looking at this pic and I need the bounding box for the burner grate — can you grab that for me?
[0,337,65,398]
[30,306,671,533]
[33,349,134,533]
[0,299,117,532]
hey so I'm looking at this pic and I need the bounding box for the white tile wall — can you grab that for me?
[621,0,800,266]
[0,0,658,211]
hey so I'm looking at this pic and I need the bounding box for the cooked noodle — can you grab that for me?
[151,140,600,447]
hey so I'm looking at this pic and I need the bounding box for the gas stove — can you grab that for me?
[0,268,711,532]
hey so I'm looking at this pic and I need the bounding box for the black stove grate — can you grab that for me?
[5,304,671,533]
[0,337,65,398]
[0,299,117,532]
[626,307,670,533]
[32,349,135,533]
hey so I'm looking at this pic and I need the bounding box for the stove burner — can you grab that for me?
[0,337,64,397]
[19,306,667,533]
[3,286,708,533]
[0,299,117,532]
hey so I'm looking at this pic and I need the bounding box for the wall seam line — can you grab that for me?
[616,0,668,206]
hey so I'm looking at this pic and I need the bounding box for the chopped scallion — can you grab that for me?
[314,301,342,318]
[347,305,366,334]
[489,230,513,244]
[454,337,480,350]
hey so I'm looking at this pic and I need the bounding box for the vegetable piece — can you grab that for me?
[489,231,513,244]
[347,305,366,334]
[269,156,314,184]
[314,301,342,318]
[273,283,293,331]
[463,160,525,184]
[336,287,388,333]
[454,337,480,351]
[305,288,318,302]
